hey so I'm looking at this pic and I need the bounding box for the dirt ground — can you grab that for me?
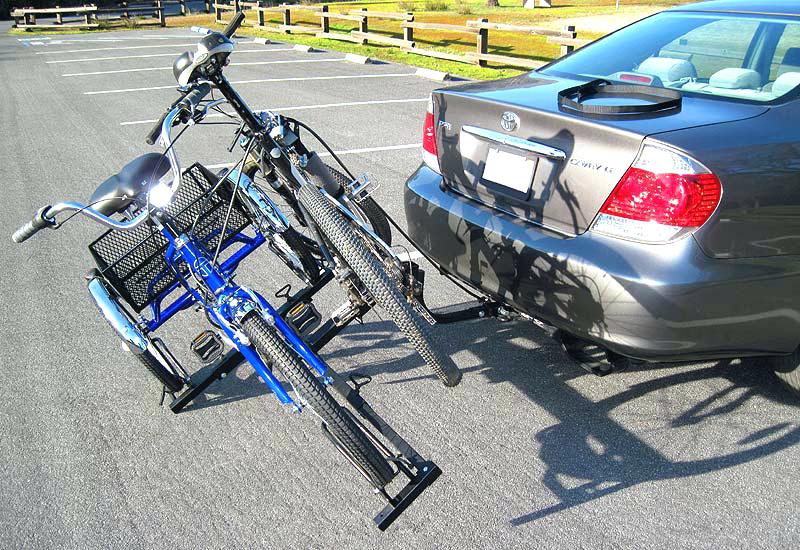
[542,5,667,33]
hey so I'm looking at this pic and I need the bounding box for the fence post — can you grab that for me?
[214,3,221,22]
[257,3,265,27]
[283,6,291,33]
[233,0,240,12]
[561,24,576,56]
[476,17,488,67]
[320,4,329,33]
[55,6,63,24]
[83,5,92,25]
[403,12,413,44]
[358,7,368,44]
[157,0,165,26]
[205,0,211,14]
[180,0,186,16]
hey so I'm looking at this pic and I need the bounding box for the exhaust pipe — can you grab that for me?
[86,271,149,355]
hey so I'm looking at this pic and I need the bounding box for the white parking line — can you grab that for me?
[63,66,173,76]
[46,48,293,64]
[205,143,421,170]
[232,58,344,67]
[36,42,255,55]
[19,35,200,43]
[120,98,428,126]
[85,73,416,95]
[63,58,346,77]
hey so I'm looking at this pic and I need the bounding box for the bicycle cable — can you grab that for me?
[212,137,256,265]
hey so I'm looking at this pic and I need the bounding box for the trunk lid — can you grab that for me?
[434,73,768,236]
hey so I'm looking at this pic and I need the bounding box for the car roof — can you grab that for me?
[670,0,800,16]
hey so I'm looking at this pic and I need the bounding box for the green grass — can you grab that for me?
[9,25,134,35]
[8,18,160,35]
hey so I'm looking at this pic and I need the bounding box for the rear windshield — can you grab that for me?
[542,11,800,103]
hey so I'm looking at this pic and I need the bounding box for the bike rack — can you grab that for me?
[169,264,502,414]
[165,262,503,529]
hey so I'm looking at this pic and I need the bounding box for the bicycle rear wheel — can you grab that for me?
[240,312,395,487]
[136,346,184,393]
[94,292,184,392]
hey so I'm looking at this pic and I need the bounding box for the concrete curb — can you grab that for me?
[253,37,272,45]
[415,68,452,82]
[345,53,372,64]
[190,26,212,34]
[293,44,318,53]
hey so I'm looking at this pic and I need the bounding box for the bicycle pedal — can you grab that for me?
[331,300,362,327]
[286,301,321,336]
[191,330,224,364]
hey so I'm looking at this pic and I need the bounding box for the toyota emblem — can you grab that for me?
[500,111,520,132]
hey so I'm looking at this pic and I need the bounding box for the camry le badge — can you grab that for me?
[500,111,520,132]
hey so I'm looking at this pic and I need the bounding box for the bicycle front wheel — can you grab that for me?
[240,311,395,487]
[297,183,462,387]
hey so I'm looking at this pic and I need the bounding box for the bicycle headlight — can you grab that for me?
[149,182,174,208]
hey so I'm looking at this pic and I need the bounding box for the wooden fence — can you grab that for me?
[213,2,591,69]
[12,1,213,30]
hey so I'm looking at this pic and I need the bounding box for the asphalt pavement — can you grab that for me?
[0,22,798,550]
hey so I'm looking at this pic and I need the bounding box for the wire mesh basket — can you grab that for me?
[89,163,252,312]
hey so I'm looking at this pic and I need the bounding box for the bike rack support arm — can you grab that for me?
[169,348,244,413]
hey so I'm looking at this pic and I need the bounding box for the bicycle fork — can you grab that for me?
[164,228,329,410]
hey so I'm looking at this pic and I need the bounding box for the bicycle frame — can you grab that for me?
[146,200,332,411]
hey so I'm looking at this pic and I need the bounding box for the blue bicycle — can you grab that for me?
[11,15,402,495]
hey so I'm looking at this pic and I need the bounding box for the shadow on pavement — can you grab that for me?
[174,314,799,527]
[329,317,800,527]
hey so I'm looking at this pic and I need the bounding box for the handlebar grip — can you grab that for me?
[145,107,172,146]
[223,11,246,39]
[304,152,343,197]
[180,82,211,111]
[12,206,54,244]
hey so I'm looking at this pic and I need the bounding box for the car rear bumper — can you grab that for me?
[404,165,800,362]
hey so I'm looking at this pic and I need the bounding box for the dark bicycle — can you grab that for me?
[160,13,461,388]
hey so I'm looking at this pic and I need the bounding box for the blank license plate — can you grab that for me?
[482,147,536,193]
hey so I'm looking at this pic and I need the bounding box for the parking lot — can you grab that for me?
[1,22,798,549]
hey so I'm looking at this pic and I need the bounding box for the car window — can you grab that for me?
[542,11,800,103]
[659,18,759,79]
[769,23,800,80]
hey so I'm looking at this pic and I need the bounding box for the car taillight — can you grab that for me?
[591,143,721,244]
[422,95,440,173]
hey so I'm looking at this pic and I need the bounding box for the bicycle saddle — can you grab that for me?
[89,153,170,216]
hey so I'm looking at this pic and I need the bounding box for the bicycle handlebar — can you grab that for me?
[223,11,246,39]
[12,206,55,243]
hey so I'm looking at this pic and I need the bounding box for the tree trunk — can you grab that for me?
[486,0,499,7]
